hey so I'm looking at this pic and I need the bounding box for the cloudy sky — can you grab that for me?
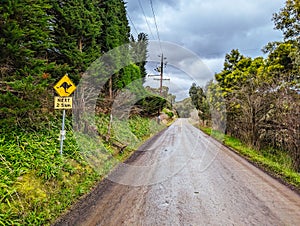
[126,0,285,100]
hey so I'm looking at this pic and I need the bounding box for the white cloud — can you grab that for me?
[202,58,224,74]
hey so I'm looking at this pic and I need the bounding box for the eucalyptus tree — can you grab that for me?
[273,0,300,42]
[189,83,210,125]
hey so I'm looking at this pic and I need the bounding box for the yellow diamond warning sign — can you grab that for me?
[54,74,76,97]
[54,96,73,109]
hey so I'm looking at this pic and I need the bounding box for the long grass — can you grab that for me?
[199,126,300,190]
[0,117,100,225]
[0,114,165,225]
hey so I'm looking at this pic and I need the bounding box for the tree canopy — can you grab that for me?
[0,0,149,125]
[191,0,300,171]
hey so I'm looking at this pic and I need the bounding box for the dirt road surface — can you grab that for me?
[54,119,300,226]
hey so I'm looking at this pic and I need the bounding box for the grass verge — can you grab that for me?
[199,126,300,191]
[0,114,165,225]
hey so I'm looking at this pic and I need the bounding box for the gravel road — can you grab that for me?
[54,118,300,226]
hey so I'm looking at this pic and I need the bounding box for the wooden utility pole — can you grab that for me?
[149,54,169,96]
[147,54,169,124]
[159,54,164,95]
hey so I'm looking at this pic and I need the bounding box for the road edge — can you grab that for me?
[194,125,300,196]
[52,126,170,225]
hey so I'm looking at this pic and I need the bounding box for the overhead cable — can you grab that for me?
[127,13,139,36]
[138,0,156,40]
[149,0,163,53]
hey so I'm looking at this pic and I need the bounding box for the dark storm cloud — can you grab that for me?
[127,0,284,57]
[126,0,286,99]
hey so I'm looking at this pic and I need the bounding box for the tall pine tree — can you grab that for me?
[0,0,53,78]
[48,0,103,82]
[0,0,55,125]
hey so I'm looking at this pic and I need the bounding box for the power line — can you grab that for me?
[149,0,163,53]
[148,0,166,96]
[138,0,155,40]
[127,13,139,36]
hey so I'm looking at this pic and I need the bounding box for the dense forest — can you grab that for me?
[0,0,152,127]
[190,0,299,171]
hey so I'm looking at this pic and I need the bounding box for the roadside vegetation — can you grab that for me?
[0,114,165,225]
[1,116,98,225]
[200,127,300,190]
[190,0,299,187]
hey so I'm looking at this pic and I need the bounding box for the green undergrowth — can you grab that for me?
[199,126,300,190]
[0,114,165,225]
[96,114,165,149]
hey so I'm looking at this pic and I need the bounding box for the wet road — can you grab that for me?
[55,119,300,226]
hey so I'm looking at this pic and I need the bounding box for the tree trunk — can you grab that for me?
[78,37,83,53]
[109,77,113,100]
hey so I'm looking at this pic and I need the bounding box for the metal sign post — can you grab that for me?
[54,74,76,156]
[60,109,66,155]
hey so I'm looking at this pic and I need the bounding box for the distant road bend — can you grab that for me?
[54,119,300,226]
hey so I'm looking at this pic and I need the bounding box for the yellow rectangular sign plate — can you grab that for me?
[54,97,73,109]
